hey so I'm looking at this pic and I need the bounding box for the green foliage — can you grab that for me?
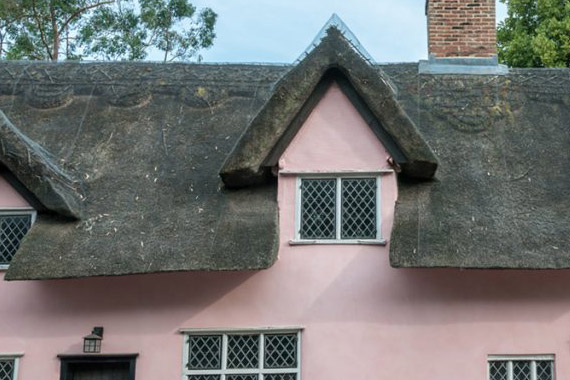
[498,0,570,67]
[80,0,217,61]
[0,0,217,61]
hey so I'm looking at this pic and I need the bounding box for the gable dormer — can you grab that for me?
[220,17,437,188]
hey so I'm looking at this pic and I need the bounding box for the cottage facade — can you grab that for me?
[0,1,569,379]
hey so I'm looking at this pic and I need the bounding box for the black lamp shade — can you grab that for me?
[83,333,102,353]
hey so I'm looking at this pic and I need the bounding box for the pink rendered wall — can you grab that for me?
[0,176,30,208]
[1,83,570,380]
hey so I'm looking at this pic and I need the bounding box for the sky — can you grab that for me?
[183,0,508,64]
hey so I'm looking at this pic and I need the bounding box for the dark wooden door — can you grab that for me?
[69,362,130,380]
[59,354,137,380]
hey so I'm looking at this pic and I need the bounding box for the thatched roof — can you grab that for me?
[1,25,569,280]
[386,64,570,269]
[2,62,286,280]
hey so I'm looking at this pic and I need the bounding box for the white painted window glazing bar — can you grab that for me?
[12,358,19,380]
[335,177,342,240]
[370,178,381,239]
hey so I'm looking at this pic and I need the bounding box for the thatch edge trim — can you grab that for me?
[0,111,84,219]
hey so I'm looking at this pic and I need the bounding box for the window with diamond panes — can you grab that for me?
[298,177,380,242]
[184,331,300,380]
[300,179,336,239]
[0,359,16,380]
[489,357,554,380]
[0,213,34,266]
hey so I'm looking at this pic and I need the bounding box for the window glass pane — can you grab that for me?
[264,334,297,369]
[226,375,257,380]
[0,214,32,264]
[300,179,336,239]
[489,361,508,380]
[536,361,554,380]
[187,376,220,380]
[513,361,531,380]
[227,334,259,369]
[0,360,14,380]
[341,178,376,239]
[264,374,297,380]
[188,335,222,370]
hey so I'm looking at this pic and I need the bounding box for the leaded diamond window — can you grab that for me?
[183,330,301,380]
[188,335,222,370]
[264,334,297,369]
[297,177,381,242]
[0,359,16,380]
[0,212,35,266]
[300,179,336,239]
[341,178,376,239]
[227,335,259,369]
[488,356,554,380]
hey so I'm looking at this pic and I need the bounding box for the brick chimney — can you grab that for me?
[426,0,497,59]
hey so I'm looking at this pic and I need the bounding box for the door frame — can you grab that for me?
[58,354,138,380]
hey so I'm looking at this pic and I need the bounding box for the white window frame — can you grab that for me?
[287,170,391,245]
[0,209,37,270]
[180,327,302,380]
[0,353,24,380]
[488,355,555,380]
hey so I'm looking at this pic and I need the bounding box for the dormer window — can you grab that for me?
[291,175,385,245]
[0,210,36,269]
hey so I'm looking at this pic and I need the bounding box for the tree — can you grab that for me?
[80,0,217,61]
[0,0,22,59]
[498,0,570,68]
[2,0,217,62]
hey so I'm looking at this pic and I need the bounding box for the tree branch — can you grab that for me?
[59,0,116,38]
[31,0,53,60]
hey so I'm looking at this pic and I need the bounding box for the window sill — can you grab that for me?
[289,239,387,246]
[0,265,8,272]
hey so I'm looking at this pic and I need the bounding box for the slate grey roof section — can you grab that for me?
[386,64,570,269]
[1,62,287,280]
[220,27,439,188]
[0,110,84,219]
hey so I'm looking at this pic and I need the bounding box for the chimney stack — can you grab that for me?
[421,0,506,74]
[427,0,496,58]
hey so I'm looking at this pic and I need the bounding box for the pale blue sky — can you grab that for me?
[186,0,507,64]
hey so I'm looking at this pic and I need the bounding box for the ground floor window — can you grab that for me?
[0,355,21,380]
[488,355,554,380]
[182,329,301,380]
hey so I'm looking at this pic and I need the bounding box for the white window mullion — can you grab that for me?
[375,176,382,241]
[12,358,20,380]
[335,178,342,240]
[508,361,514,380]
[295,177,302,241]
[297,331,302,380]
[221,334,228,380]
[531,361,537,380]
[260,333,265,380]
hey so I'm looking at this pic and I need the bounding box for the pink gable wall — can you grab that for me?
[1,82,570,380]
[279,82,392,172]
[0,176,30,208]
